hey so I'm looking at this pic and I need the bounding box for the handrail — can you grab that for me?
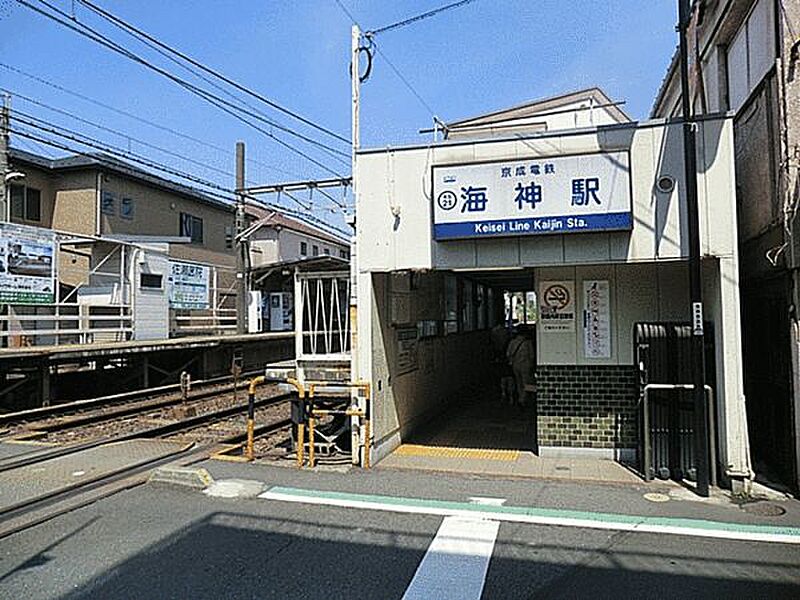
[641,383,717,487]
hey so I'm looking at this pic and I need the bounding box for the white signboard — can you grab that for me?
[432,151,631,240]
[539,280,575,333]
[168,261,209,309]
[583,280,611,359]
[0,222,56,304]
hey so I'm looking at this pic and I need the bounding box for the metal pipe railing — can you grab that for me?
[641,383,717,487]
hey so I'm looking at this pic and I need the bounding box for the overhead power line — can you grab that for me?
[12,110,348,213]
[367,0,479,36]
[70,0,350,162]
[12,113,240,197]
[333,0,438,119]
[16,0,346,176]
[10,125,351,237]
[77,0,350,145]
[5,88,237,181]
[0,62,298,179]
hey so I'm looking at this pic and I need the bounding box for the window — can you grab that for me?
[312,245,319,256]
[101,191,115,215]
[323,247,330,255]
[140,273,163,289]
[120,197,134,219]
[179,212,204,244]
[300,241,308,256]
[10,185,42,222]
[225,226,233,249]
[339,249,348,259]
[10,185,24,220]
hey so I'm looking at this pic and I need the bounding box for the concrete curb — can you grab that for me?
[149,466,214,489]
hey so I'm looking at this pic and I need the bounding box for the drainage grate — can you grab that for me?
[741,502,787,517]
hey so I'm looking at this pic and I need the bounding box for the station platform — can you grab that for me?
[0,331,293,363]
[379,397,641,484]
[0,331,294,409]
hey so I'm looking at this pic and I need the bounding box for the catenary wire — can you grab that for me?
[13,113,347,217]
[368,0,478,36]
[4,88,242,182]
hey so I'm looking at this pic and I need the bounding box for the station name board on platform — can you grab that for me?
[168,261,210,309]
[432,151,632,240]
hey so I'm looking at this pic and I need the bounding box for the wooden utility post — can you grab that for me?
[1,94,9,222]
[235,141,248,335]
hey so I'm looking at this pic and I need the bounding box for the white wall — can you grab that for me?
[250,227,348,267]
[356,116,737,273]
[133,249,169,340]
[536,261,689,366]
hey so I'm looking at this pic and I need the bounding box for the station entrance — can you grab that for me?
[371,268,641,483]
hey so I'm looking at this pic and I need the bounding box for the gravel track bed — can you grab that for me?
[164,400,290,445]
[34,386,279,445]
[2,380,258,439]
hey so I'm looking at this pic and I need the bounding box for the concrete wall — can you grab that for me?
[100,172,235,269]
[369,271,494,458]
[52,171,98,235]
[535,261,689,366]
[356,116,738,272]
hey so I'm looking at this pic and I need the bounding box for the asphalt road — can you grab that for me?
[0,461,798,599]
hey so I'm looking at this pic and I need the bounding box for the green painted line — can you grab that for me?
[268,486,800,538]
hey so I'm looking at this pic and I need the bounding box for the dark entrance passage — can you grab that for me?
[741,275,797,492]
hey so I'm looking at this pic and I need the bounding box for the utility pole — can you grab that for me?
[1,94,9,222]
[678,0,710,497]
[349,24,362,466]
[235,141,248,335]
[349,23,360,370]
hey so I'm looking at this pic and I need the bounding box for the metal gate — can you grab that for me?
[635,322,716,481]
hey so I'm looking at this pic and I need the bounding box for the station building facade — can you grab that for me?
[353,92,752,490]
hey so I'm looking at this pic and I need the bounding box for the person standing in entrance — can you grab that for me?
[491,322,515,404]
[507,326,534,407]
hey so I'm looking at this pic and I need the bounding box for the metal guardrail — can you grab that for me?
[641,383,717,487]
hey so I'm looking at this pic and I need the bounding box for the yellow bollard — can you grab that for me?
[296,423,305,467]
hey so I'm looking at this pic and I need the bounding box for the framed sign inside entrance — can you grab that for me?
[539,280,575,333]
[431,151,632,240]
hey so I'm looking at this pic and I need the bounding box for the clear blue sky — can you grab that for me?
[0,1,678,223]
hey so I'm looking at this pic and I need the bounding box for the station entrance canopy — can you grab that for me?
[354,114,753,488]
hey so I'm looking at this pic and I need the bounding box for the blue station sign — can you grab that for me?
[431,151,632,240]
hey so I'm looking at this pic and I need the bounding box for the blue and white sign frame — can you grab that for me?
[431,151,632,240]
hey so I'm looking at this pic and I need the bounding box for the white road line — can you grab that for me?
[401,516,499,600]
[259,487,800,545]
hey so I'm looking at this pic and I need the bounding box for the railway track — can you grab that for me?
[0,390,292,472]
[0,390,294,539]
[0,371,264,431]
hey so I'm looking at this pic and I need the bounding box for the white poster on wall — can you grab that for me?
[583,280,611,359]
[539,280,575,333]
